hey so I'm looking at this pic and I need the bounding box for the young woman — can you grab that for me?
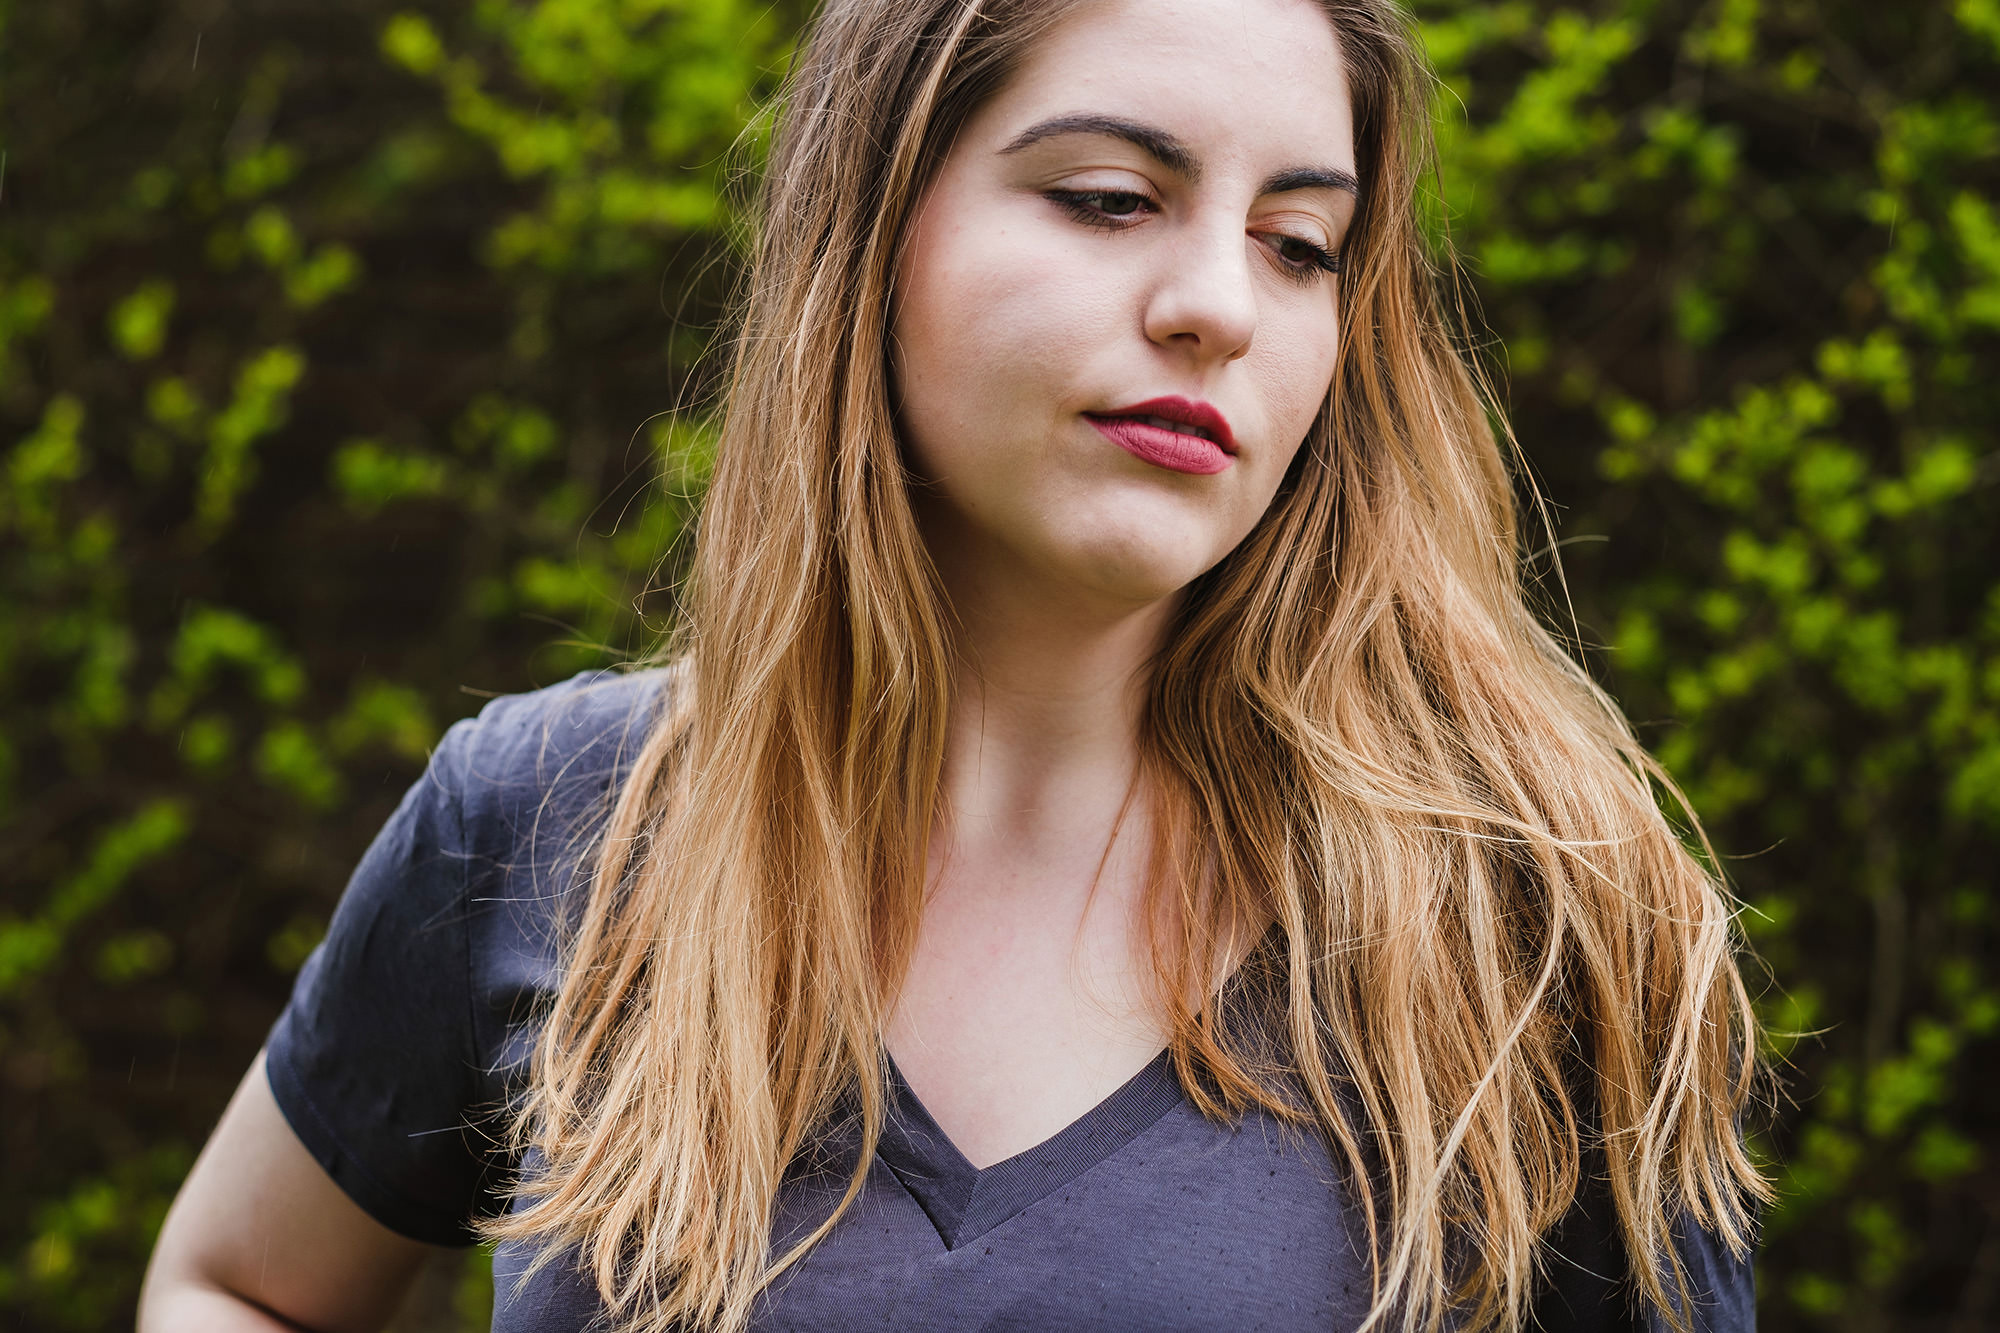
[139,0,1766,1329]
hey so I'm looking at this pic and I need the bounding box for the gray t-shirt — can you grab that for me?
[265,669,1754,1331]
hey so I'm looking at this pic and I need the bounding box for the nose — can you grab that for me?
[1141,214,1258,364]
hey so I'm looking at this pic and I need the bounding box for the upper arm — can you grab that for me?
[140,711,492,1331]
[138,1050,437,1333]
[139,671,665,1331]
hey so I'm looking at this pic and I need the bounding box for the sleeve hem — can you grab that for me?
[264,1035,479,1249]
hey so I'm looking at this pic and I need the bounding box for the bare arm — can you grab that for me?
[138,1049,439,1333]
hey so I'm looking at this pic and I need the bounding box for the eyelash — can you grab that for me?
[1045,188,1344,284]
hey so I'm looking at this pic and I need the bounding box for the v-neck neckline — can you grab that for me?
[875,1047,1186,1250]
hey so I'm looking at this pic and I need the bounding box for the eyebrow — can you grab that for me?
[998,113,1360,197]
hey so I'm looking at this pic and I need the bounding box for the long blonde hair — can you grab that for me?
[480,2,1768,1329]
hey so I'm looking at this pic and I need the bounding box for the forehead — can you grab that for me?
[975,0,1355,174]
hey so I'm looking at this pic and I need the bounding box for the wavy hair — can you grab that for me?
[480,1,1768,1329]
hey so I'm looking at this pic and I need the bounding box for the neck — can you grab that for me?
[923,518,1180,869]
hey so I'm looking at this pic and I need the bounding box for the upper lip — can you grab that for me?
[1086,396,1238,454]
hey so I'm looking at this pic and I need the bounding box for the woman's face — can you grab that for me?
[892,0,1357,611]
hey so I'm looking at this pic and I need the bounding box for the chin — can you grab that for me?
[1052,530,1222,607]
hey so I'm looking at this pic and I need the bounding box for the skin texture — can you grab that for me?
[137,1052,433,1332]
[140,0,1358,1323]
[895,0,1353,616]
[885,0,1355,1169]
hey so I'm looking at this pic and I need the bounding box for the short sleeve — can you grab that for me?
[1531,1162,1757,1332]
[1648,1209,1756,1333]
[265,712,491,1246]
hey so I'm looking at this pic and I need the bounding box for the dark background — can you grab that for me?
[1,1,1995,1328]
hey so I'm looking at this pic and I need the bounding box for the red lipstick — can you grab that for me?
[1084,396,1237,476]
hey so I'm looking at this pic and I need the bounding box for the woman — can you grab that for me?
[139,0,1766,1329]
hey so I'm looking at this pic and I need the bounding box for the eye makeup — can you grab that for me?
[1041,188,1344,285]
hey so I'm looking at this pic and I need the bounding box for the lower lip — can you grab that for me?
[1086,416,1233,475]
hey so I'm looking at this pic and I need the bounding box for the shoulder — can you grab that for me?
[434,665,676,857]
[442,664,674,794]
[262,665,679,1243]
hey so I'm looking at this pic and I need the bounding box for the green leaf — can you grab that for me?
[106,280,175,361]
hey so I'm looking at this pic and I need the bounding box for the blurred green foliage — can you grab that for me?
[1422,1,2000,1325]
[0,1,1992,1329]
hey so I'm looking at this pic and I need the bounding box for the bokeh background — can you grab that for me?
[3,0,1996,1328]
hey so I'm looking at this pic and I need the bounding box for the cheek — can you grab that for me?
[1254,313,1340,469]
[892,205,1112,465]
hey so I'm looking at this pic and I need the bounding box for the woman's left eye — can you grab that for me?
[1266,232,1342,283]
